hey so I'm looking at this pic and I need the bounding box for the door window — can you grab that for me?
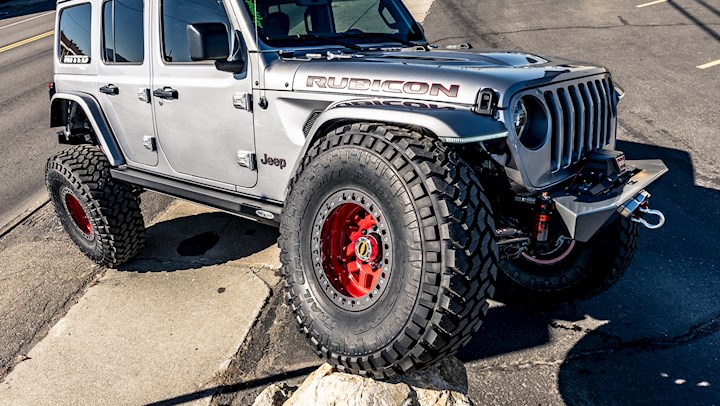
[161,0,231,63]
[102,0,145,63]
[59,3,92,64]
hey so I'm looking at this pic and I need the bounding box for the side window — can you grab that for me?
[161,0,231,63]
[102,0,145,63]
[59,3,92,64]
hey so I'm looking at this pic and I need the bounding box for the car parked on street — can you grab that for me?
[46,0,667,378]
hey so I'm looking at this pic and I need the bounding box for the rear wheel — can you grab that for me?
[280,123,498,378]
[46,145,145,267]
[496,216,639,306]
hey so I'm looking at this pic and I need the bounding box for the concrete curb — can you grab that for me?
[0,197,49,238]
[0,200,278,405]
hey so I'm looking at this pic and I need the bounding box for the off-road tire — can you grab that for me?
[496,216,639,306]
[279,123,498,379]
[46,145,145,267]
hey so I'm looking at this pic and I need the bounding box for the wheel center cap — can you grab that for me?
[355,236,374,262]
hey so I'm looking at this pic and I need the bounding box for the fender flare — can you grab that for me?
[289,100,508,181]
[50,92,125,166]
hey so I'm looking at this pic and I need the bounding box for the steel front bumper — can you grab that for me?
[552,160,668,242]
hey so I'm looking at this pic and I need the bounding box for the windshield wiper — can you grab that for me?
[337,32,425,49]
[265,34,363,51]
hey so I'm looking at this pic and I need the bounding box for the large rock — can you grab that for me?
[251,382,297,406]
[253,358,473,406]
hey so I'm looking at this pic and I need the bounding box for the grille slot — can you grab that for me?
[544,76,616,173]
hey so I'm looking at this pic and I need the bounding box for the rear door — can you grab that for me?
[151,0,256,189]
[96,0,157,166]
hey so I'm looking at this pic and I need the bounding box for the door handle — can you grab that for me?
[99,84,119,95]
[153,87,178,100]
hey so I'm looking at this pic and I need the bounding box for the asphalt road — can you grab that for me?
[426,1,720,403]
[0,4,59,230]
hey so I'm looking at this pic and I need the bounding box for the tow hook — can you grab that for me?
[632,206,666,229]
[618,190,666,230]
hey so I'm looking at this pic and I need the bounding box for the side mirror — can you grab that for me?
[187,23,246,73]
[187,22,230,61]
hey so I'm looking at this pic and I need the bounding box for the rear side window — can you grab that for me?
[102,0,145,63]
[161,0,231,63]
[59,3,92,64]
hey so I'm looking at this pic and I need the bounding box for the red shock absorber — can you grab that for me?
[533,192,553,242]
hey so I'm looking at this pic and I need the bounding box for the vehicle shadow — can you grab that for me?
[459,140,720,404]
[118,210,280,273]
[136,141,719,405]
[0,0,54,20]
[556,141,720,404]
[669,0,720,42]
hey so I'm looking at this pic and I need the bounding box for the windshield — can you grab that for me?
[241,0,425,48]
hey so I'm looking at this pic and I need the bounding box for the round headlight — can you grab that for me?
[513,99,528,138]
[513,96,548,150]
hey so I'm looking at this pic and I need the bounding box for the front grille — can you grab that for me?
[543,76,617,172]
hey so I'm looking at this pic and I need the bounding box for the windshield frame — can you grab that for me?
[238,0,428,51]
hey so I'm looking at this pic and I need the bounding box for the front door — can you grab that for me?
[96,0,157,166]
[151,0,256,188]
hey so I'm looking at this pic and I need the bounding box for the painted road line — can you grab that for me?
[697,59,720,69]
[0,11,55,30]
[636,0,668,8]
[0,30,54,54]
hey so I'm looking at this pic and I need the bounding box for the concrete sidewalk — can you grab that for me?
[405,0,434,22]
[0,200,281,405]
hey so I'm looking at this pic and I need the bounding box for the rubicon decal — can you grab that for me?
[334,100,456,110]
[306,76,460,97]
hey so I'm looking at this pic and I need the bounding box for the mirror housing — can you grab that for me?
[187,22,230,61]
[187,23,246,73]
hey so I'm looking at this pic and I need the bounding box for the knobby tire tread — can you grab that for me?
[279,123,499,378]
[46,145,145,267]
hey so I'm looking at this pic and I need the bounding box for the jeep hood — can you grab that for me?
[268,50,608,108]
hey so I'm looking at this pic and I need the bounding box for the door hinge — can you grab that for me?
[237,151,256,170]
[233,93,252,111]
[138,88,151,103]
[143,136,157,151]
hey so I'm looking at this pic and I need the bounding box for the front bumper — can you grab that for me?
[552,159,668,242]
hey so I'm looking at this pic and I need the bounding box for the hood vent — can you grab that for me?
[303,111,322,137]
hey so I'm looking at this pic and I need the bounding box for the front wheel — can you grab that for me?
[279,124,498,378]
[496,216,639,306]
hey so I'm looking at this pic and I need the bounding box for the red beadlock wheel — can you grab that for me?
[310,190,393,312]
[280,124,498,378]
[64,192,93,235]
[321,201,383,298]
[46,145,146,267]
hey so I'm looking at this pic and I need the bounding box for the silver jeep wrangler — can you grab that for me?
[46,0,667,378]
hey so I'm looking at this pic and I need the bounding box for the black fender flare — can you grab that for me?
[289,99,508,184]
[50,92,125,166]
